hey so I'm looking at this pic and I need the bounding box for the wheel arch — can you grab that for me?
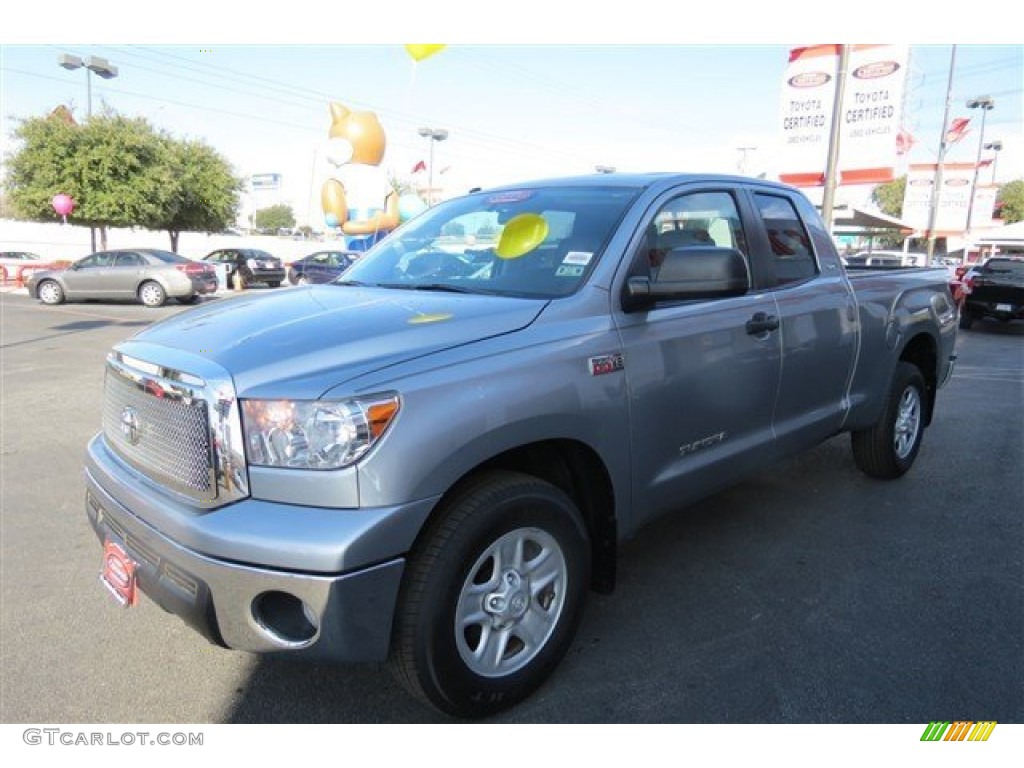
[898,331,938,426]
[412,439,618,595]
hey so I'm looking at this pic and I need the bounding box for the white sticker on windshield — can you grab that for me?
[556,265,585,277]
[562,251,593,266]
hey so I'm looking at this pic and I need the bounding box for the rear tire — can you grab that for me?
[390,470,590,717]
[37,279,65,305]
[138,281,167,307]
[958,311,973,330]
[852,361,926,479]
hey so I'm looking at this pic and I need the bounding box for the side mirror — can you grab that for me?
[623,246,749,313]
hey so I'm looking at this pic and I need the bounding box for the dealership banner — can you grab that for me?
[901,163,998,234]
[780,44,909,187]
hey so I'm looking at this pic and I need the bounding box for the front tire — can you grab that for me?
[37,279,65,305]
[390,470,590,717]
[852,361,926,479]
[138,281,167,307]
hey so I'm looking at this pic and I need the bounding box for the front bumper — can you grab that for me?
[83,434,438,662]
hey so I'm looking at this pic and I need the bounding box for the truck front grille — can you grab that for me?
[102,361,215,502]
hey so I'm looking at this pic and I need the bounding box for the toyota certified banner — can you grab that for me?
[780,44,909,187]
[901,163,998,233]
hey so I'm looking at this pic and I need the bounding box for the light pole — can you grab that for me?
[964,95,994,234]
[58,54,118,118]
[735,146,756,175]
[57,53,118,253]
[418,127,448,206]
[984,139,1003,185]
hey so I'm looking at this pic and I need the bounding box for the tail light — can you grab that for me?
[175,263,213,276]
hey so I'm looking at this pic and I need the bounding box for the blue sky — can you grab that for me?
[2,9,1021,228]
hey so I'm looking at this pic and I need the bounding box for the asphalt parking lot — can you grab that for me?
[1,289,1021,724]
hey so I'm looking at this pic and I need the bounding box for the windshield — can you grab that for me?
[339,186,640,298]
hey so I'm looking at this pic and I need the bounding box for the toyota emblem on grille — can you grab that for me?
[120,406,141,445]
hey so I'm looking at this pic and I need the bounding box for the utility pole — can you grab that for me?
[925,45,957,260]
[821,45,849,233]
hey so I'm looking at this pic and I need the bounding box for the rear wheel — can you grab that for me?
[138,281,167,307]
[852,361,926,479]
[390,470,590,717]
[37,279,65,305]
[958,310,974,330]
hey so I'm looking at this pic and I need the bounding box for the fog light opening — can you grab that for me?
[252,591,318,646]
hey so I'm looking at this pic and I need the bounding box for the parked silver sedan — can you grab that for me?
[27,248,218,307]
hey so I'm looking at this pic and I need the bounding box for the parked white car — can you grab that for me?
[0,250,43,281]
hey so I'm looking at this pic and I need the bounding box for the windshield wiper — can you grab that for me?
[377,282,483,294]
[333,279,375,287]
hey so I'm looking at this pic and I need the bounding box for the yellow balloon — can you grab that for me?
[496,214,549,260]
[405,44,446,63]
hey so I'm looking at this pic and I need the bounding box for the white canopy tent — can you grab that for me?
[971,220,1024,258]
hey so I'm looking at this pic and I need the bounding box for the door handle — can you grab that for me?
[746,312,780,335]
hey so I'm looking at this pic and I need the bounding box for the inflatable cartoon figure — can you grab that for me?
[321,103,400,251]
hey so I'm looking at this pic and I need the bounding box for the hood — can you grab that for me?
[125,285,547,398]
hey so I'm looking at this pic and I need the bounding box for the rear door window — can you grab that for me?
[752,193,818,286]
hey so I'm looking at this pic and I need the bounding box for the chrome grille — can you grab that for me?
[102,364,215,501]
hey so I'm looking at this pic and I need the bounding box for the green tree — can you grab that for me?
[996,180,1024,224]
[153,139,242,252]
[253,204,295,232]
[4,112,173,250]
[871,176,907,219]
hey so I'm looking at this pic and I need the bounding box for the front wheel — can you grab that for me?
[390,470,590,717]
[851,361,926,479]
[37,279,65,305]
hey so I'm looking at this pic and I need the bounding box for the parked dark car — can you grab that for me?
[202,248,286,288]
[287,250,360,285]
[26,248,216,307]
[958,256,1024,329]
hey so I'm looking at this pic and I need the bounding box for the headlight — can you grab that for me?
[241,394,400,470]
[246,258,258,268]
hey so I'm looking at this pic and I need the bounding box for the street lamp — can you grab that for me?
[964,95,994,233]
[58,54,118,118]
[57,54,119,253]
[417,127,448,206]
[984,139,1003,185]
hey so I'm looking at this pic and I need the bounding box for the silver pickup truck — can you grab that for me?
[85,174,957,716]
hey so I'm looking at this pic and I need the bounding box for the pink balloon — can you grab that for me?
[52,194,75,217]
